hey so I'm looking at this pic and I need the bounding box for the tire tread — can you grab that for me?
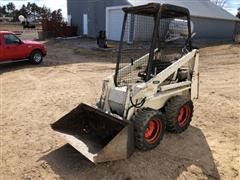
[133,109,165,151]
[165,96,194,133]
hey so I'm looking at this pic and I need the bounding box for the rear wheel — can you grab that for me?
[133,109,165,151]
[165,96,193,133]
[30,50,43,64]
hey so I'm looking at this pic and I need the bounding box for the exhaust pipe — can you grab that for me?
[51,103,134,163]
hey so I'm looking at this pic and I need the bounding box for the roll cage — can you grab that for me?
[114,3,193,86]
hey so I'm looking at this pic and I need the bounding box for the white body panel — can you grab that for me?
[98,50,199,120]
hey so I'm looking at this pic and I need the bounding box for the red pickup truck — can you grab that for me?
[0,31,47,64]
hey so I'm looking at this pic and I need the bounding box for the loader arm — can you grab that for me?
[125,50,199,119]
[133,50,198,97]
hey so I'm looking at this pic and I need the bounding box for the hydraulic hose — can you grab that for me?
[125,97,146,119]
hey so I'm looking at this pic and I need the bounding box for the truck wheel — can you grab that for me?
[165,96,193,133]
[133,109,165,151]
[30,50,43,64]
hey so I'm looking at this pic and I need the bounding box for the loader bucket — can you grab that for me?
[51,103,134,163]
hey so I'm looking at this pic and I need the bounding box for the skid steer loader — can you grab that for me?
[52,3,199,164]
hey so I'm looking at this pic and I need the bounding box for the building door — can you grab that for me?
[106,6,130,41]
[83,14,88,35]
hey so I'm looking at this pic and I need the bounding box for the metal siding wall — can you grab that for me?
[94,1,106,35]
[68,1,236,40]
[67,0,99,36]
[133,17,236,41]
[68,0,130,37]
[86,3,95,36]
[67,0,87,35]
[192,17,236,40]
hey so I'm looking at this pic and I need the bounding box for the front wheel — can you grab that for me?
[133,109,166,151]
[30,50,43,64]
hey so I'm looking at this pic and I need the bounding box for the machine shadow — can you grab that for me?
[41,126,220,179]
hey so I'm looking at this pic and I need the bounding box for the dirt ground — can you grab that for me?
[0,39,239,180]
[0,24,42,31]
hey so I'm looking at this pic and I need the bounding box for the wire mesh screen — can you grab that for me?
[116,14,190,87]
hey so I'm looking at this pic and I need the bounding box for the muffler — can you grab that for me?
[51,103,134,163]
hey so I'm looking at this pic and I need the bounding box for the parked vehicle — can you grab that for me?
[0,31,47,64]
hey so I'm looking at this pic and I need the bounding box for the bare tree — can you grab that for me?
[211,0,227,7]
[237,8,240,18]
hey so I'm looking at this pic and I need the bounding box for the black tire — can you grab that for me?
[30,50,43,64]
[165,96,193,133]
[133,109,166,151]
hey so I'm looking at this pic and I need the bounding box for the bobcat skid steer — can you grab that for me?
[52,3,199,164]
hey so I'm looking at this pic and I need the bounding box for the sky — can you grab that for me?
[224,0,239,15]
[0,0,239,18]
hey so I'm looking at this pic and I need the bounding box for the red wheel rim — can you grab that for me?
[178,105,191,127]
[144,119,162,144]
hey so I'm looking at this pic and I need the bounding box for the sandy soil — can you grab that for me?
[1,39,239,180]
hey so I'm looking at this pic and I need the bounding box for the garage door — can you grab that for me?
[106,7,129,41]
